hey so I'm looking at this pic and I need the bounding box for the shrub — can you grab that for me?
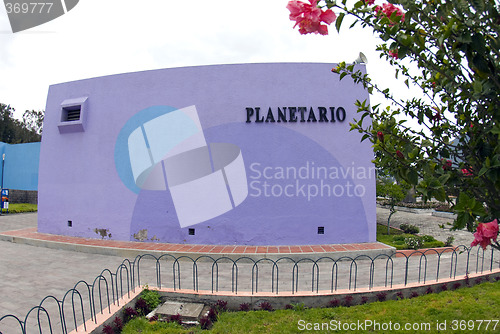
[421,235,436,242]
[376,292,387,302]
[140,288,161,310]
[123,307,138,322]
[343,295,353,307]
[393,235,406,242]
[361,296,369,304]
[405,236,423,249]
[284,304,294,310]
[328,299,340,308]
[102,324,114,334]
[214,300,228,312]
[410,291,419,299]
[441,284,448,291]
[426,287,433,294]
[259,301,273,311]
[400,224,420,234]
[292,303,306,311]
[112,317,123,331]
[239,303,251,312]
[200,316,212,330]
[396,291,404,300]
[452,282,462,290]
[435,204,452,212]
[378,201,446,210]
[208,307,218,322]
[135,297,150,316]
[169,313,182,325]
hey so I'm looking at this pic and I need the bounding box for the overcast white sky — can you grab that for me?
[0,0,411,119]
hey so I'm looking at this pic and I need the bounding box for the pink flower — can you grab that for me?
[433,111,441,121]
[432,107,441,121]
[441,159,452,170]
[461,168,473,176]
[365,0,375,4]
[388,50,398,58]
[471,219,499,250]
[287,0,337,35]
[396,150,404,160]
[375,2,405,25]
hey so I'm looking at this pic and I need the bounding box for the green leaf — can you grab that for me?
[473,80,483,94]
[470,0,485,14]
[455,212,470,230]
[472,201,486,217]
[407,169,419,185]
[471,33,486,53]
[354,1,364,9]
[335,12,345,33]
[491,124,500,135]
[438,174,450,185]
[454,192,470,212]
[434,188,446,202]
[478,166,488,177]
[472,54,489,73]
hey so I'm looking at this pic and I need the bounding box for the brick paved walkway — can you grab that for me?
[0,210,497,334]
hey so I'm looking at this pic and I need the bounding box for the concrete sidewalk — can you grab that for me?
[376,206,474,247]
[0,212,389,318]
[0,213,394,261]
[0,213,126,320]
[0,208,481,333]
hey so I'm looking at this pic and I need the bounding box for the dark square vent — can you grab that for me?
[58,96,88,133]
[318,226,325,235]
[62,106,81,122]
[188,228,195,236]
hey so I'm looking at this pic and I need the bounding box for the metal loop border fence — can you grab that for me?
[0,245,498,334]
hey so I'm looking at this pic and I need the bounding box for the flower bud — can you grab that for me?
[441,159,452,170]
[377,131,384,142]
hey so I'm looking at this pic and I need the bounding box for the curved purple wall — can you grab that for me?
[38,63,375,245]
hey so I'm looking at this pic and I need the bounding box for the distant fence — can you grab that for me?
[0,245,499,333]
[8,190,38,204]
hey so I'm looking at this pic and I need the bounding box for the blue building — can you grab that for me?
[0,142,40,192]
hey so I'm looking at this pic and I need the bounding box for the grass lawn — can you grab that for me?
[3,203,37,213]
[376,223,445,250]
[122,280,500,333]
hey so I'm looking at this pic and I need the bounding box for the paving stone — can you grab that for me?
[376,206,474,247]
[156,301,205,321]
[0,210,498,334]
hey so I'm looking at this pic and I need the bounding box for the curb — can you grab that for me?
[432,211,457,219]
[0,230,395,262]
